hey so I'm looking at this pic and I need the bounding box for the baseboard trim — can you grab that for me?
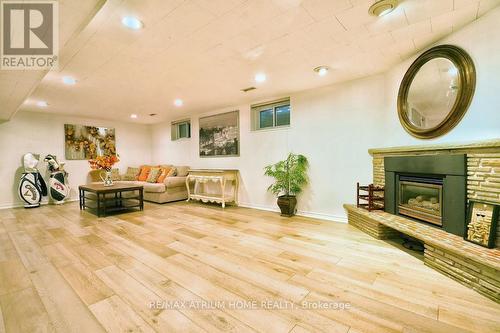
[0,198,79,210]
[238,202,347,223]
[1,198,348,223]
[297,210,348,223]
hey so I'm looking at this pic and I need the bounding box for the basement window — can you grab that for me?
[251,98,290,131]
[171,119,191,140]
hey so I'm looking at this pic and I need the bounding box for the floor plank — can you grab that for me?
[89,295,156,333]
[95,265,204,332]
[0,259,32,296]
[58,262,114,306]
[0,303,5,333]
[0,287,52,333]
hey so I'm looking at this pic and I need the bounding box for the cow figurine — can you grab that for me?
[18,153,47,208]
[44,154,70,204]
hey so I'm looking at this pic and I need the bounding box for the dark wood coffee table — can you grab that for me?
[79,183,144,217]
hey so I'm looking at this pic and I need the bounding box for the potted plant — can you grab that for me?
[264,153,309,217]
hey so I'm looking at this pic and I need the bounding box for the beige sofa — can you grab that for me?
[87,166,190,204]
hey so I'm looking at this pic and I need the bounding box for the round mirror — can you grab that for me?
[398,45,476,139]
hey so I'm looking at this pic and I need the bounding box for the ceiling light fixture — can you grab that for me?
[130,114,138,119]
[368,0,398,17]
[254,73,267,83]
[62,76,76,85]
[314,66,329,76]
[36,101,48,107]
[174,99,183,107]
[122,16,143,30]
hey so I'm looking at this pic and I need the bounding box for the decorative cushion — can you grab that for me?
[175,166,190,177]
[123,167,140,181]
[137,166,152,181]
[147,167,162,183]
[111,168,121,181]
[156,167,174,183]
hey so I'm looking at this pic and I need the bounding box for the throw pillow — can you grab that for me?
[137,165,152,181]
[175,166,189,177]
[156,167,174,183]
[147,167,161,183]
[111,168,121,181]
[123,167,140,181]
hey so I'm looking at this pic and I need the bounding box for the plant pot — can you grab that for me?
[277,195,297,217]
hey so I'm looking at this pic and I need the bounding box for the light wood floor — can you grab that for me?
[1,201,499,333]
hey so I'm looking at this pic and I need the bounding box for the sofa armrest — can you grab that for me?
[164,176,187,188]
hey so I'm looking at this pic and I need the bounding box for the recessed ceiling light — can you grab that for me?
[36,101,48,107]
[122,16,143,30]
[368,0,398,17]
[62,76,76,85]
[130,114,138,119]
[314,66,329,76]
[254,73,267,83]
[174,99,183,107]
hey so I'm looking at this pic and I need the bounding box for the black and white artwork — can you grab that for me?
[199,111,239,157]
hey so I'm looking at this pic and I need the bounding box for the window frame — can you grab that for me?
[171,119,191,141]
[251,98,290,131]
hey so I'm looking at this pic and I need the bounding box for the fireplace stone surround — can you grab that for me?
[345,139,500,303]
[371,139,500,247]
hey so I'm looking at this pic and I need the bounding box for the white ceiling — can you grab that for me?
[0,0,106,122]
[6,0,500,124]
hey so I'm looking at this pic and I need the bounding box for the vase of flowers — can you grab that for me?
[88,155,119,187]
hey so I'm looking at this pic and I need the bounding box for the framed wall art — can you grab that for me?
[64,124,116,160]
[199,110,239,157]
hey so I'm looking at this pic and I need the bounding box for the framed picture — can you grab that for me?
[464,200,499,248]
[64,124,116,160]
[199,110,239,157]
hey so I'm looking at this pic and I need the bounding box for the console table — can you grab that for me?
[185,169,239,208]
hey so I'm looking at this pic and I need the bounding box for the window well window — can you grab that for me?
[171,120,191,140]
[251,98,290,130]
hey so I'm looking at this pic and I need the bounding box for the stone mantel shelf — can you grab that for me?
[368,138,500,156]
[344,204,500,271]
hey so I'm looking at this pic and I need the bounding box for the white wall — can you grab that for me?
[0,111,152,208]
[152,75,388,221]
[382,6,500,146]
[152,8,500,222]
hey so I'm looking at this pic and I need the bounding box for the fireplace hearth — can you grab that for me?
[384,154,466,236]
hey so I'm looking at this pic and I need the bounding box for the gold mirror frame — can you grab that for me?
[397,45,476,139]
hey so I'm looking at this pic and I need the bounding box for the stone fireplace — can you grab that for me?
[384,154,466,236]
[344,139,500,303]
[371,140,500,246]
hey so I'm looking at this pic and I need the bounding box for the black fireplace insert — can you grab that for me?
[384,154,466,236]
